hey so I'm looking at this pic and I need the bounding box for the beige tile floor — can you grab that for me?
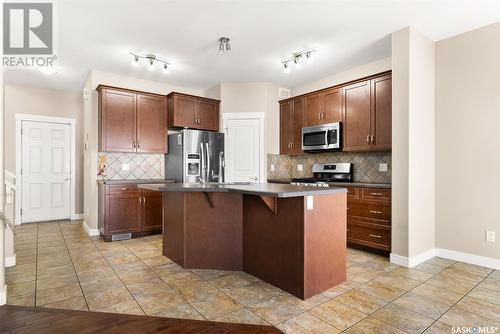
[6,220,500,333]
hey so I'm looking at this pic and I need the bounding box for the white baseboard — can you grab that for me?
[391,247,499,270]
[5,254,16,268]
[390,248,435,268]
[0,285,6,305]
[435,248,500,270]
[71,213,85,220]
[83,221,99,237]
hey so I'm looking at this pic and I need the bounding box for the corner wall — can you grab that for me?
[435,22,500,261]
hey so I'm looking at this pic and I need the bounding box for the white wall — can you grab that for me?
[290,58,391,97]
[83,71,205,231]
[4,85,85,214]
[435,22,500,261]
[391,27,436,263]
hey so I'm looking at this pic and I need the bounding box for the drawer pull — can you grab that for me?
[369,234,382,239]
[121,188,127,191]
[370,192,383,196]
[369,210,382,214]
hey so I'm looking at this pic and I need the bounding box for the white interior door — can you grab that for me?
[21,121,71,223]
[225,118,261,182]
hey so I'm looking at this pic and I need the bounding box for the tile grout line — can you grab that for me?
[87,237,149,316]
[56,221,90,311]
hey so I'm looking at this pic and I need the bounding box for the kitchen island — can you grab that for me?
[139,183,347,300]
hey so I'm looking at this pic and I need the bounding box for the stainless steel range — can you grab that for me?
[291,163,352,187]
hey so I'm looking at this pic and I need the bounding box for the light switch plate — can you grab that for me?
[306,196,314,210]
[379,163,388,172]
[121,163,130,171]
[297,164,303,171]
[486,231,496,242]
[271,164,275,172]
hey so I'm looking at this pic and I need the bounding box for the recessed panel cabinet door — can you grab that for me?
[279,101,293,154]
[174,95,197,128]
[100,88,137,152]
[137,94,167,153]
[322,88,343,124]
[197,100,219,131]
[343,81,371,151]
[371,75,392,150]
[305,94,322,126]
[292,98,305,154]
[107,192,141,234]
[141,190,163,231]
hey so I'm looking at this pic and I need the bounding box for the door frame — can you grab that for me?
[15,113,77,224]
[222,112,265,182]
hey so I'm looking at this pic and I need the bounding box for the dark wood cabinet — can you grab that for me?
[278,71,392,153]
[167,92,220,131]
[98,86,167,153]
[346,186,391,252]
[98,183,162,241]
[343,80,372,151]
[279,98,304,155]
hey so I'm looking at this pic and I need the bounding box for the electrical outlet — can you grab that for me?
[306,196,314,210]
[486,231,496,242]
[271,164,275,172]
[121,163,130,171]
[379,163,388,172]
[297,164,303,171]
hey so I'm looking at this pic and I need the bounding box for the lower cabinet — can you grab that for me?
[346,186,391,252]
[98,184,162,241]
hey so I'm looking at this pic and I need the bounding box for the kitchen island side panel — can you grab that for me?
[303,192,347,298]
[163,192,187,266]
[242,195,305,298]
[185,192,243,270]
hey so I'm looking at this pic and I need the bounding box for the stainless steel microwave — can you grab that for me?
[301,122,341,152]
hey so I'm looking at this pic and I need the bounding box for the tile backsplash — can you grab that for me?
[98,152,164,180]
[267,151,391,184]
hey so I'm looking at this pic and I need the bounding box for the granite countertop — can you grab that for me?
[266,178,391,189]
[96,179,176,185]
[139,182,347,198]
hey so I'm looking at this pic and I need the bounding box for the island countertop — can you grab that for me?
[138,182,347,198]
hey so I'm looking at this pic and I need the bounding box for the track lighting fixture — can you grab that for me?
[281,49,316,73]
[218,37,231,55]
[129,50,171,74]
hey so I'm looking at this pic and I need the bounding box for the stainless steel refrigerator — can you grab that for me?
[166,129,225,183]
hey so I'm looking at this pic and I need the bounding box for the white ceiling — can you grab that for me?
[4,0,500,92]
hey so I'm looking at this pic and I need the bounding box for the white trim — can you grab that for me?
[435,248,500,270]
[222,112,266,182]
[391,249,436,267]
[5,254,16,268]
[0,285,6,305]
[390,253,410,267]
[83,221,99,237]
[72,213,85,220]
[15,114,77,224]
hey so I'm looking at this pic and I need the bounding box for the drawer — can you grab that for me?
[360,187,391,201]
[106,184,139,194]
[347,221,390,251]
[346,187,357,198]
[347,201,391,223]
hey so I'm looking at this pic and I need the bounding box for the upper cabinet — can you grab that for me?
[343,74,392,151]
[98,86,168,153]
[305,88,342,126]
[279,71,392,153]
[279,97,305,155]
[167,92,220,132]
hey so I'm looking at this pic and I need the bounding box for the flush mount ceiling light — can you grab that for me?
[218,37,231,55]
[129,50,171,74]
[281,49,316,74]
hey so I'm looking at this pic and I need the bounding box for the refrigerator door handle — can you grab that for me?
[206,142,210,182]
[200,142,205,183]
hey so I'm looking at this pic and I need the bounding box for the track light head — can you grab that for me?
[283,62,290,74]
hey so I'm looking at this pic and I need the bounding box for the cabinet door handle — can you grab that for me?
[371,134,374,143]
[121,187,127,191]
[139,197,142,205]
[133,141,136,148]
[369,234,382,239]
[369,210,383,214]
[366,135,370,143]
[291,142,294,150]
[370,192,383,196]
[137,142,140,149]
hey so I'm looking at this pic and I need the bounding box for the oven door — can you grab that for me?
[302,123,340,151]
